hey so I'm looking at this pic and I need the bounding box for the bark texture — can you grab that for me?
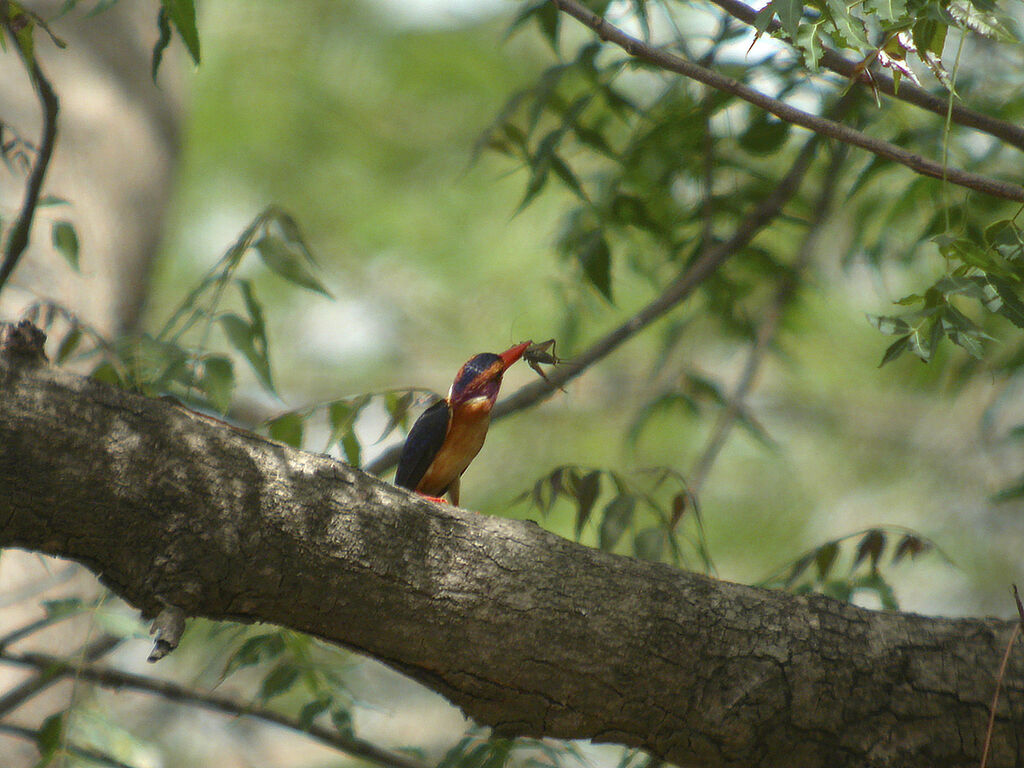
[1,356,1022,768]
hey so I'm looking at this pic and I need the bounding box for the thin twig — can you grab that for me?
[0,634,121,718]
[979,621,1022,768]
[0,7,60,295]
[548,0,1024,202]
[0,650,430,768]
[687,143,849,498]
[366,113,834,477]
[0,722,140,768]
[705,0,1024,153]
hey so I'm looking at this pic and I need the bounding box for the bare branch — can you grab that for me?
[0,648,430,768]
[0,634,121,718]
[548,0,1024,202]
[0,722,140,768]
[0,10,60,295]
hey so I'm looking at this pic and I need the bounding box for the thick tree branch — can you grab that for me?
[2,356,1023,768]
[706,0,1024,153]
[549,0,1024,202]
[0,9,60,295]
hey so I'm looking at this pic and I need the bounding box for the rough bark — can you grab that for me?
[0,356,1022,768]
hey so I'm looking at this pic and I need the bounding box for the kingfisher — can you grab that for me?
[395,341,531,505]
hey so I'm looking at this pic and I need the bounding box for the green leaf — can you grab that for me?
[36,713,64,761]
[224,632,286,675]
[814,541,839,579]
[55,325,82,364]
[578,232,612,301]
[330,707,354,737]
[866,314,911,335]
[892,534,928,562]
[299,697,331,729]
[573,470,601,537]
[599,494,636,551]
[259,663,300,701]
[771,0,804,39]
[220,313,275,393]
[51,220,79,270]
[739,114,791,155]
[863,0,908,24]
[853,529,886,571]
[43,597,84,619]
[255,235,331,296]
[160,0,200,63]
[342,431,361,467]
[878,334,911,366]
[269,411,304,448]
[633,527,665,561]
[990,278,1024,329]
[200,355,234,413]
[824,0,870,48]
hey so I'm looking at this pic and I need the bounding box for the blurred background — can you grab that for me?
[2,0,1024,765]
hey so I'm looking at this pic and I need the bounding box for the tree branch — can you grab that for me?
[0,8,60,295]
[0,634,121,718]
[0,722,140,768]
[2,355,1023,768]
[366,126,826,476]
[548,0,1024,202]
[0,647,428,768]
[706,0,1024,153]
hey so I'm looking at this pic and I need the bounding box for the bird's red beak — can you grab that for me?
[499,340,531,369]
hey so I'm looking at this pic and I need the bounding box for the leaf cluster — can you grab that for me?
[516,464,712,571]
[761,527,945,608]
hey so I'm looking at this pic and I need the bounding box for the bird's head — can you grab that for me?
[448,341,531,407]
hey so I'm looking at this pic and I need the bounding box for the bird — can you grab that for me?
[395,341,531,505]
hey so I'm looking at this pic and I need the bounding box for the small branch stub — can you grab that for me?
[0,320,48,363]
[148,604,186,663]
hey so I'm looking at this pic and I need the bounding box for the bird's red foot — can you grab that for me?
[417,493,448,504]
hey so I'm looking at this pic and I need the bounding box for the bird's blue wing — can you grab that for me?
[395,399,451,491]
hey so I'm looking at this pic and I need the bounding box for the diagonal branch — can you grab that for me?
[366,121,827,476]
[549,0,1024,202]
[0,8,60,295]
[0,634,121,718]
[0,722,139,768]
[0,648,430,768]
[707,0,1024,153]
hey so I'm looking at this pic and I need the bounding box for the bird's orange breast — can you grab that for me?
[417,398,493,497]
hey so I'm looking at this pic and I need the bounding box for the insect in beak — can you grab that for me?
[523,338,567,391]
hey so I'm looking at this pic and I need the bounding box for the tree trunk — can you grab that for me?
[0,353,1021,768]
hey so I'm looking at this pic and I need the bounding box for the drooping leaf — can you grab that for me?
[200,355,234,413]
[599,494,636,551]
[268,411,304,448]
[573,470,601,537]
[51,220,79,270]
[259,663,300,701]
[255,235,331,296]
[160,0,200,63]
[853,529,886,571]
